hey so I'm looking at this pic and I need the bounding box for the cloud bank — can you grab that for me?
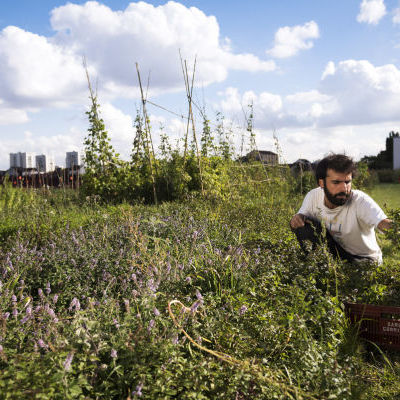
[219,59,400,129]
[0,1,277,129]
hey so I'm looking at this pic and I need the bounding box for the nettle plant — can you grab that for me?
[387,207,400,246]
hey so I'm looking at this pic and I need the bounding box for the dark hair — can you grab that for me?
[315,154,356,183]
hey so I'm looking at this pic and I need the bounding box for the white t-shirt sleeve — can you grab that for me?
[297,189,317,218]
[356,192,387,228]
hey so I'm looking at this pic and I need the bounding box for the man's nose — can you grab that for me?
[341,182,350,192]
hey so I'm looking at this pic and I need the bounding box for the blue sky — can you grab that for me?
[1,0,400,169]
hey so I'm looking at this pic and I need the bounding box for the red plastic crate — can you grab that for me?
[344,302,400,350]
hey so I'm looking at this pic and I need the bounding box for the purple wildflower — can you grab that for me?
[185,276,192,284]
[0,344,3,352]
[20,315,30,324]
[3,312,10,320]
[153,307,160,317]
[47,308,56,319]
[63,353,74,371]
[113,319,120,329]
[26,307,32,315]
[239,305,248,315]
[38,288,44,298]
[12,308,18,318]
[132,383,143,397]
[53,294,59,304]
[11,294,17,303]
[195,289,203,300]
[72,233,79,246]
[68,298,80,312]
[147,279,158,292]
[148,319,155,332]
[38,339,47,349]
[45,283,51,295]
[191,300,202,314]
[110,349,117,359]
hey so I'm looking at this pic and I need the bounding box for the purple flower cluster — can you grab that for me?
[68,298,81,312]
[63,353,74,371]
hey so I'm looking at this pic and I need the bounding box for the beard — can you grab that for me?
[323,185,351,206]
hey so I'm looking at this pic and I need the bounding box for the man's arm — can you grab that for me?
[377,218,393,232]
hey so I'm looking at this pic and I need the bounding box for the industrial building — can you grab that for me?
[394,137,400,170]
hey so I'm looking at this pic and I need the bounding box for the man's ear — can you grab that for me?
[318,178,324,188]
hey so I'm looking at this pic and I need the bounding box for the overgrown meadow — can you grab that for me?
[1,169,400,399]
[1,81,400,399]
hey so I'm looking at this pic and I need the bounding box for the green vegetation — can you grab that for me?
[367,183,400,209]
[0,170,399,399]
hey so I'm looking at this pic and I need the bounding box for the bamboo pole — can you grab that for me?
[179,52,190,162]
[136,62,158,205]
[180,55,204,195]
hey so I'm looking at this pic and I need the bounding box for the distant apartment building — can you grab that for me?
[394,137,400,170]
[10,152,35,169]
[65,151,81,169]
[36,154,55,173]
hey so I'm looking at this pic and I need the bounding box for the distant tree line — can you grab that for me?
[361,131,399,170]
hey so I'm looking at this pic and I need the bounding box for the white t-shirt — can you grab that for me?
[298,188,387,263]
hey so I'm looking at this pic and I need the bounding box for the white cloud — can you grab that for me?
[0,1,276,128]
[219,60,400,131]
[267,21,319,58]
[50,1,275,93]
[319,59,400,126]
[216,59,400,163]
[392,7,400,23]
[276,123,393,163]
[219,87,332,129]
[357,0,386,25]
[0,26,87,109]
[0,103,29,125]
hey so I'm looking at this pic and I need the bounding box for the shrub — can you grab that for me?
[377,169,397,183]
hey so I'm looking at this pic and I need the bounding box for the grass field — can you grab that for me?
[367,183,400,209]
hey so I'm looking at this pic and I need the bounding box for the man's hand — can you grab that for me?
[377,218,393,232]
[290,213,308,229]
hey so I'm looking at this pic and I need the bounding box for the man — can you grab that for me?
[290,154,392,264]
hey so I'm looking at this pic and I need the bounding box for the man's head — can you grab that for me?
[315,154,356,208]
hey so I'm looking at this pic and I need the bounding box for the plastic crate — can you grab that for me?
[344,302,400,350]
